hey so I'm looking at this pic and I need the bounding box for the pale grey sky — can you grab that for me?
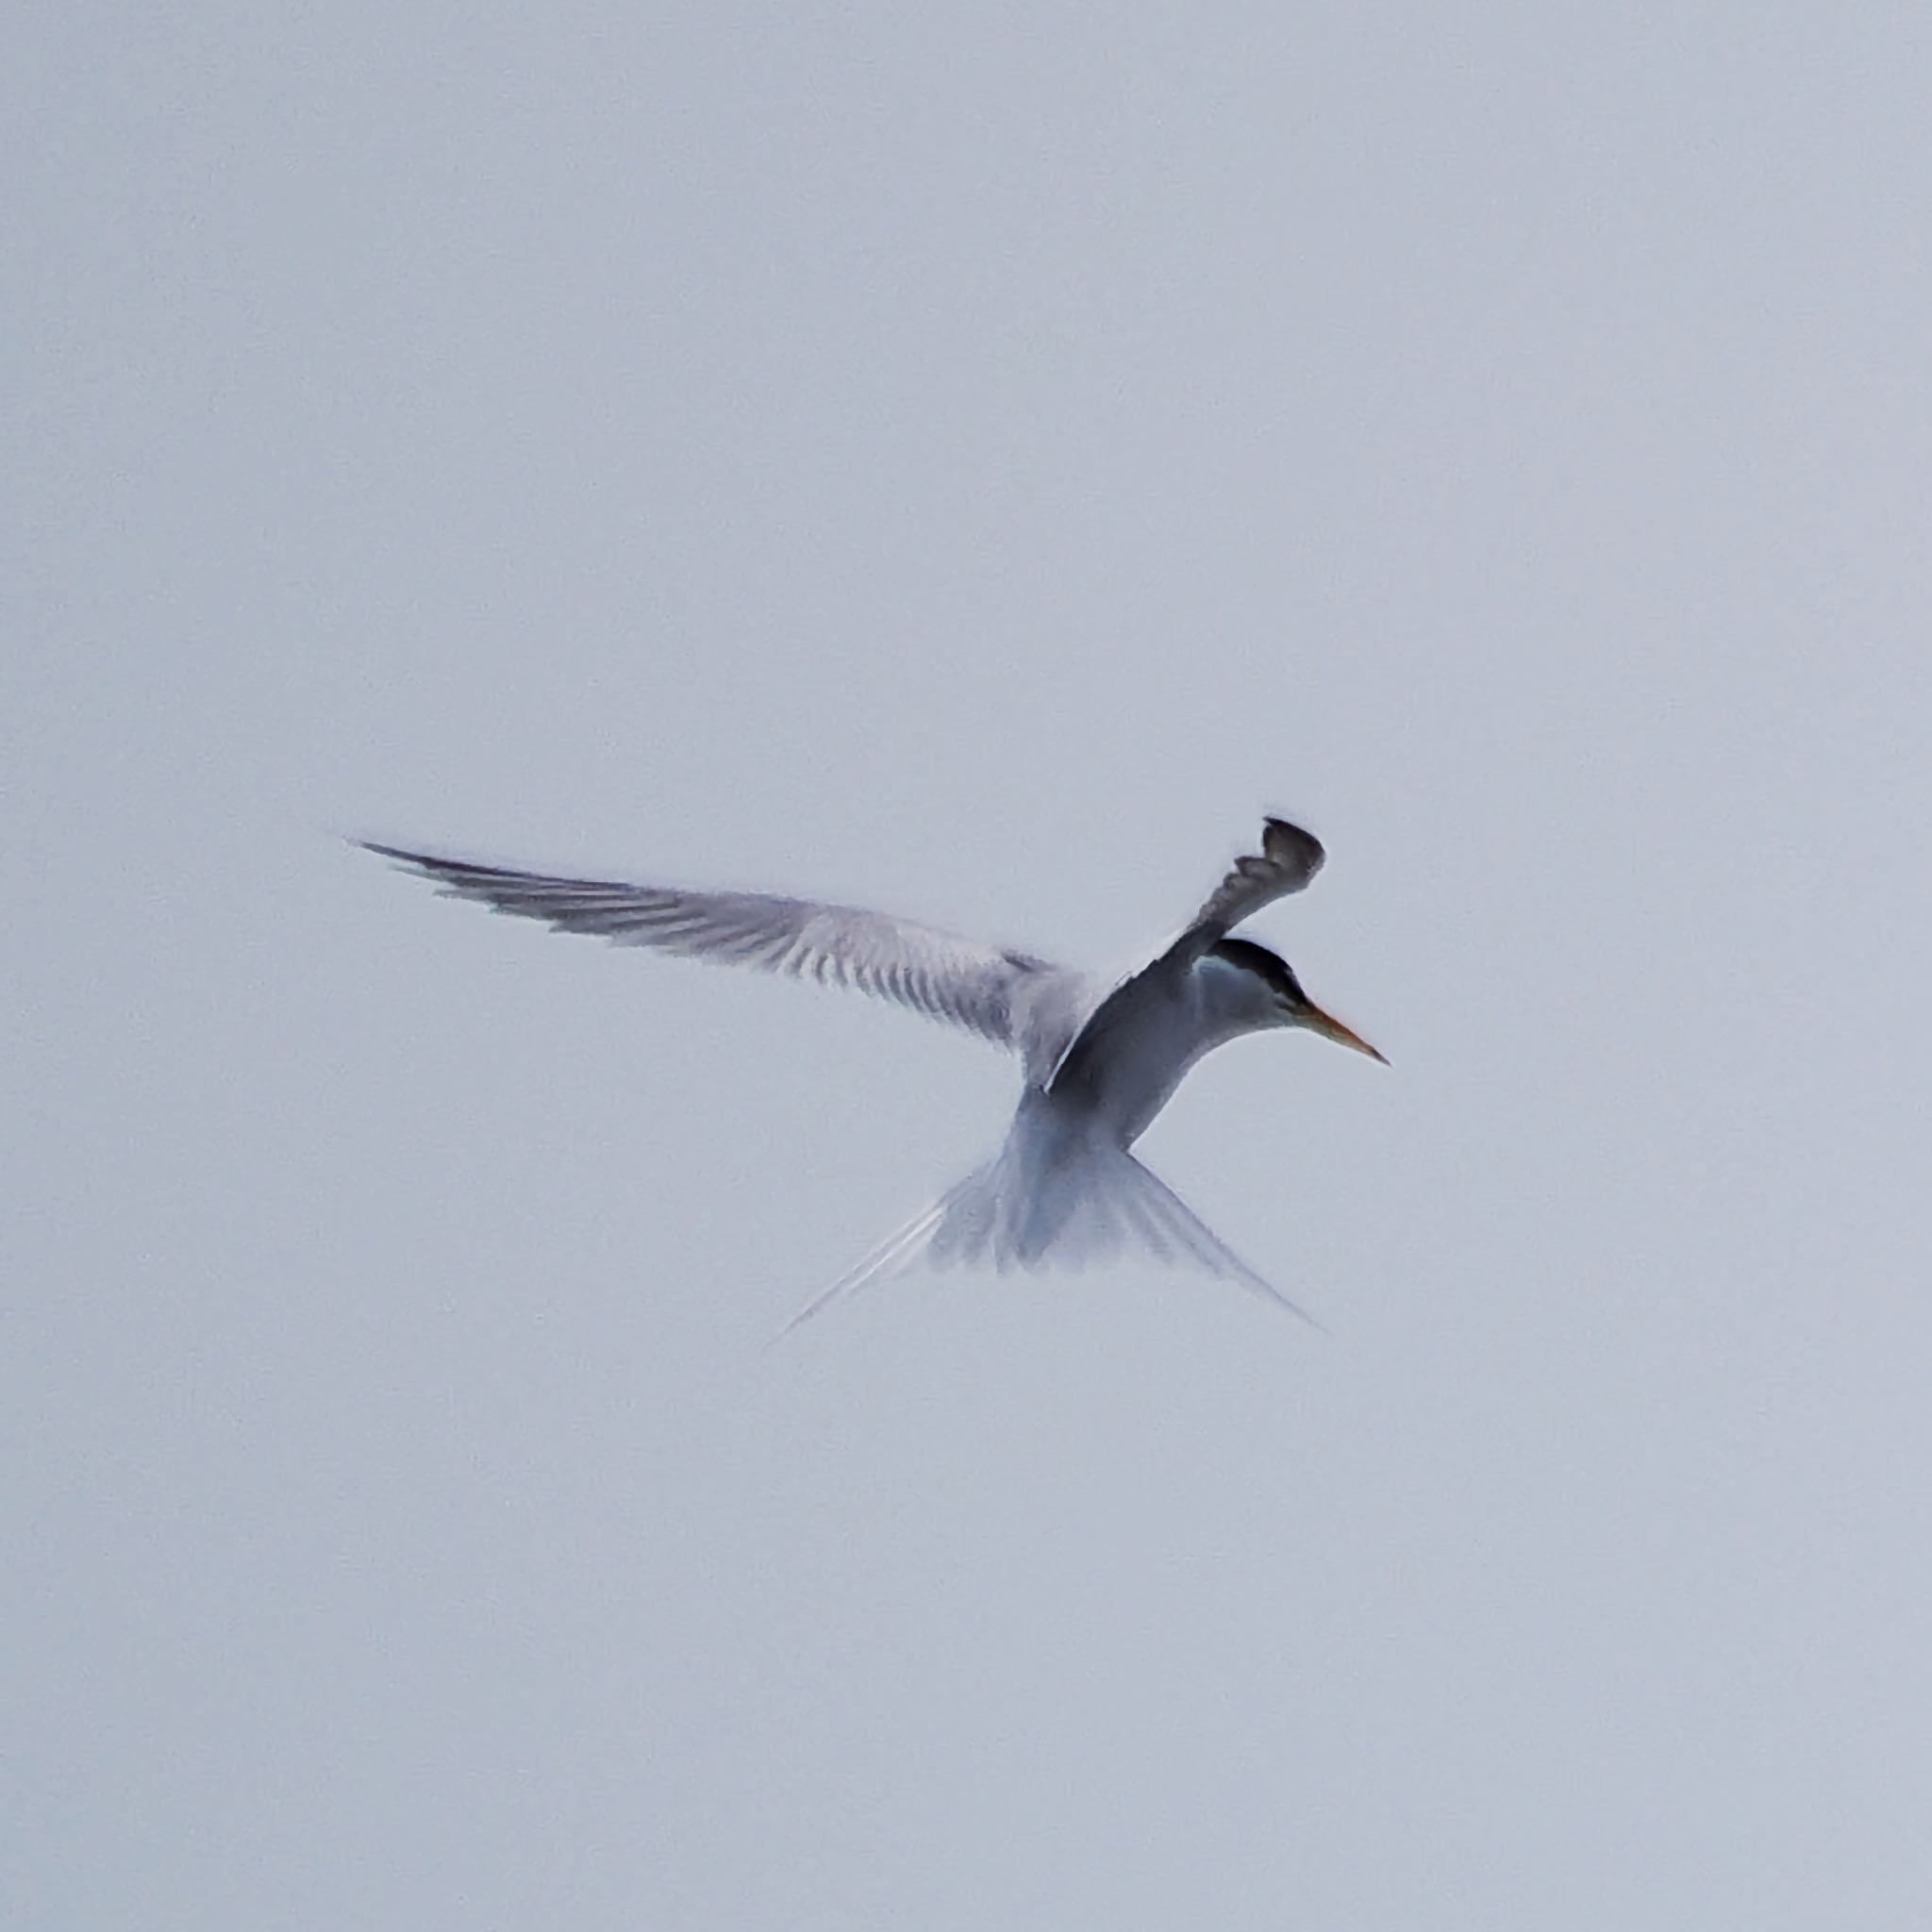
[8,4,1932,1927]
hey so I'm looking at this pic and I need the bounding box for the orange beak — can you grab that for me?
[1299,1001,1388,1064]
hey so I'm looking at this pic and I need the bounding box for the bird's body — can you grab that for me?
[361,818,1382,1326]
[1052,943,1304,1145]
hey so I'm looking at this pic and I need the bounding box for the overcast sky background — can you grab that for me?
[8,4,1932,1926]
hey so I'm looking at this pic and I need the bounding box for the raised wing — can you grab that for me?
[1189,817,1326,938]
[360,842,1060,1050]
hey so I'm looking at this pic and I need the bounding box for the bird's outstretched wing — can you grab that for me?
[359,841,1059,1050]
[1188,816,1326,940]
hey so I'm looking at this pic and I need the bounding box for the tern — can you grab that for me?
[360,818,1384,1328]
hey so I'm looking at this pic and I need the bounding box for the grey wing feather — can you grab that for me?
[1189,817,1326,938]
[359,841,1060,1049]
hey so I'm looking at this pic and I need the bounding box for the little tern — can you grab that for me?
[360,818,1384,1327]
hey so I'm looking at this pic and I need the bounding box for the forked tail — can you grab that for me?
[780,1124,1321,1335]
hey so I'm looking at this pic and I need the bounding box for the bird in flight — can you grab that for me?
[360,818,1383,1329]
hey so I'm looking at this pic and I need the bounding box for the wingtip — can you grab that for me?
[347,836,426,868]
[353,839,502,885]
[1259,815,1326,874]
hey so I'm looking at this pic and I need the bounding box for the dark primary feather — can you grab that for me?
[358,841,1058,1048]
[1189,817,1326,939]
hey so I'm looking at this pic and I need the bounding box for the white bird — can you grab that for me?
[360,818,1384,1328]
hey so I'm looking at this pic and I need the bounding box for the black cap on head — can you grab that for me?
[1208,936,1306,1006]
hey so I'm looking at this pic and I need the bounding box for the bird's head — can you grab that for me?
[1208,938,1386,1063]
